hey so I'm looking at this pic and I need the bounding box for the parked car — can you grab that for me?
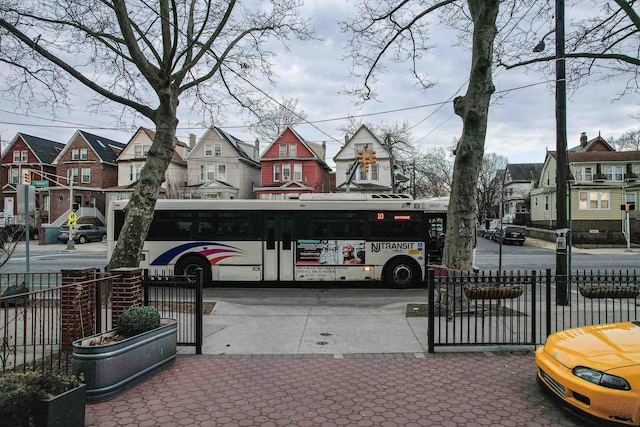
[497,225,526,245]
[58,224,106,244]
[485,226,500,240]
[476,225,486,237]
[536,320,640,426]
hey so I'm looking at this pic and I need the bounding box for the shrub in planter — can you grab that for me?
[0,370,84,427]
[118,306,161,337]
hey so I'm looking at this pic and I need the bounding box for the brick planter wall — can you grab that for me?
[109,268,143,327]
[61,268,99,347]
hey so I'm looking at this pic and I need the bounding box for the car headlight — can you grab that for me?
[573,366,631,390]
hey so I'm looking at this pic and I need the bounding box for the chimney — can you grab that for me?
[344,134,349,144]
[189,133,196,149]
[580,132,587,147]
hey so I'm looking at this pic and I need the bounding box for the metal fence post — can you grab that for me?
[143,269,149,306]
[531,270,536,345]
[195,268,203,355]
[427,268,435,354]
[546,269,552,338]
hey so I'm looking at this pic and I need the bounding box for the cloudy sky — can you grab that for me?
[1,1,638,167]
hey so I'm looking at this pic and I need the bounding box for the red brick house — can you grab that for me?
[50,131,125,227]
[0,133,65,226]
[254,127,331,199]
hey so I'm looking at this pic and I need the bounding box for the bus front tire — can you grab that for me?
[383,258,420,288]
[176,256,211,286]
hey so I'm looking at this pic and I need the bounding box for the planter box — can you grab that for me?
[72,318,177,403]
[35,383,86,427]
[464,285,524,300]
[579,286,639,299]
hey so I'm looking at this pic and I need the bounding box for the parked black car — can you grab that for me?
[497,225,526,245]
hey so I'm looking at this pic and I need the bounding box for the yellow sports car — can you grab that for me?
[536,321,640,426]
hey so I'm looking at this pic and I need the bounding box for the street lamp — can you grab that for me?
[534,0,569,305]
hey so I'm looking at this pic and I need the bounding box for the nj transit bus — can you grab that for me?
[107,194,448,287]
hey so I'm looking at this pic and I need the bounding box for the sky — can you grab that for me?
[1,1,638,168]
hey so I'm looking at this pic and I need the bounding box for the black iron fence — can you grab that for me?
[143,269,203,354]
[427,268,640,352]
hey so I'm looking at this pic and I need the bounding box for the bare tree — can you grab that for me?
[0,0,311,270]
[499,1,640,97]
[610,128,640,151]
[249,98,308,147]
[476,152,508,226]
[342,1,500,271]
[407,146,454,198]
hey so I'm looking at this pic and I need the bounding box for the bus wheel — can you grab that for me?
[176,256,211,285]
[383,258,420,288]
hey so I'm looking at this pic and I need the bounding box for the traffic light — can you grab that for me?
[362,163,369,173]
[357,149,366,164]
[369,149,376,164]
[22,170,31,184]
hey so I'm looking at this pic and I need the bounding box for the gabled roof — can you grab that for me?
[260,126,331,171]
[569,133,615,153]
[333,124,386,159]
[54,130,125,165]
[6,133,65,164]
[79,131,126,163]
[550,150,640,163]
[505,163,543,183]
[119,127,188,163]
[186,126,259,167]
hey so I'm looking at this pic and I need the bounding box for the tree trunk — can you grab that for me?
[442,0,499,271]
[106,89,179,270]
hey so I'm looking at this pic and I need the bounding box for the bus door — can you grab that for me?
[263,212,294,281]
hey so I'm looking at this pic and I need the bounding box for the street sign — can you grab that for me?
[31,180,49,187]
[68,211,77,226]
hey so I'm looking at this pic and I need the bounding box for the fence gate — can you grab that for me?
[143,269,203,354]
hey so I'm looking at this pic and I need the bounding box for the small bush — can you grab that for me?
[118,306,161,338]
[0,370,80,427]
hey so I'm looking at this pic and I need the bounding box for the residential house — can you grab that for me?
[51,131,126,226]
[530,132,640,244]
[105,127,188,204]
[0,133,65,225]
[255,127,331,199]
[501,163,543,225]
[184,126,260,199]
[332,125,393,193]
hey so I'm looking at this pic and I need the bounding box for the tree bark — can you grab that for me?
[442,0,499,271]
[106,89,179,270]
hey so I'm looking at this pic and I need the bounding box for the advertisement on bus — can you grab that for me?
[296,240,366,265]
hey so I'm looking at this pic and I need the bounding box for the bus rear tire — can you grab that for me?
[176,256,211,286]
[383,257,420,288]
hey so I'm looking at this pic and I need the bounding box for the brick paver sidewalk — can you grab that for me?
[85,351,580,426]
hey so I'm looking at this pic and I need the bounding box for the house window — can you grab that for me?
[134,144,150,158]
[279,144,287,157]
[626,193,637,209]
[204,144,213,157]
[71,168,79,183]
[359,167,368,181]
[44,195,50,211]
[273,164,281,181]
[545,172,550,186]
[371,164,379,180]
[214,143,222,156]
[21,150,28,162]
[534,196,538,207]
[129,165,142,181]
[206,164,215,180]
[605,166,624,181]
[81,168,91,183]
[576,166,592,182]
[13,151,20,162]
[80,148,88,160]
[199,165,205,181]
[578,191,610,210]
[294,164,302,181]
[217,164,227,181]
[354,143,367,152]
[282,164,291,181]
[544,195,549,211]
[10,169,19,184]
[289,144,297,157]
[72,149,79,160]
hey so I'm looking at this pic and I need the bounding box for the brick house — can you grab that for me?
[0,133,65,226]
[50,131,125,226]
[254,127,331,199]
[184,126,260,199]
[530,132,640,244]
[105,127,189,204]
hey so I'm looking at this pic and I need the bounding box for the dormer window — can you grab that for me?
[604,166,623,182]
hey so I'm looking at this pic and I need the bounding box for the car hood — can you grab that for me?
[543,321,640,371]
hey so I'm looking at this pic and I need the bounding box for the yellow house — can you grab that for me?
[530,133,640,245]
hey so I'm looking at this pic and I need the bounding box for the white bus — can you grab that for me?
[107,194,448,287]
